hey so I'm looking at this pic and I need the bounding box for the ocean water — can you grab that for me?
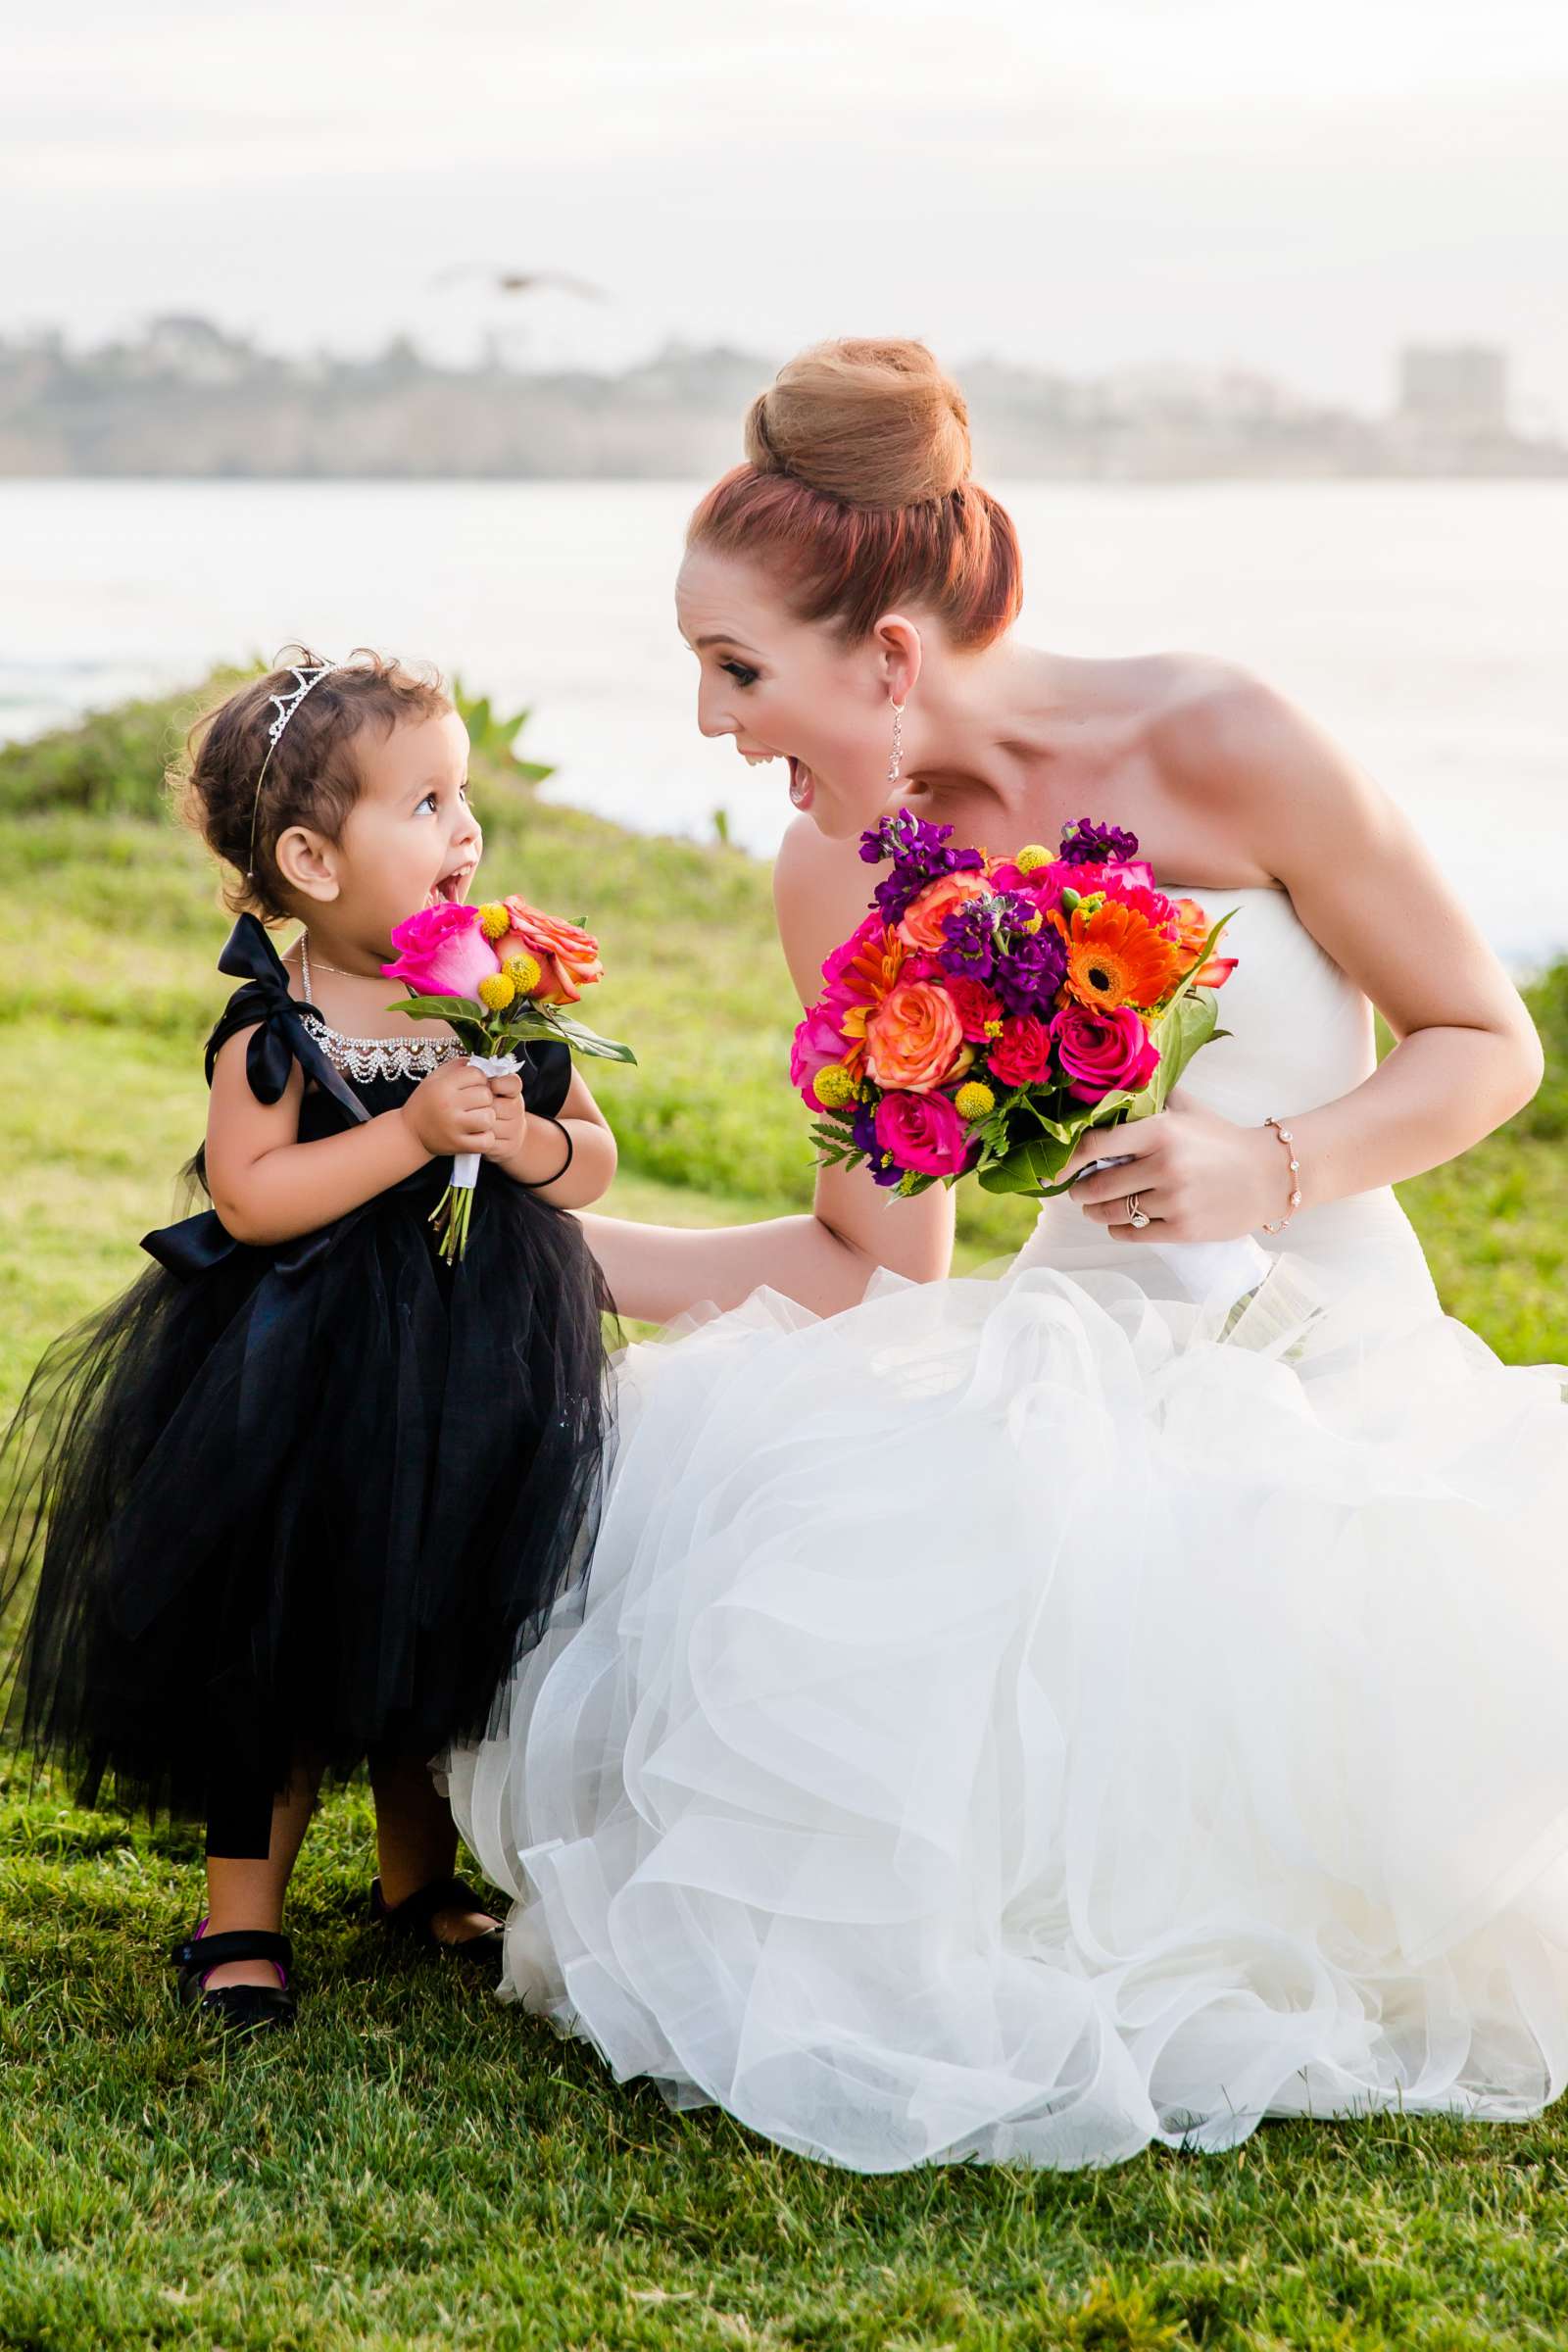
[1,476,1562,964]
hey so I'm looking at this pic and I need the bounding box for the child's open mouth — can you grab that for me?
[426,863,476,908]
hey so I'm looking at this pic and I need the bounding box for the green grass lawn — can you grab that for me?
[3,685,1568,2349]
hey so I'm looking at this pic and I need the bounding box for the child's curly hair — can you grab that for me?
[175,646,454,923]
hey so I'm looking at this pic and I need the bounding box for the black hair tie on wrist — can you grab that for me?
[520,1115,574,1190]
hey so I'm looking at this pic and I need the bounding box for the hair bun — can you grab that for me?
[744,338,971,510]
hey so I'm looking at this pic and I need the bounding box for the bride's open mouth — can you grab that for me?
[426,862,476,909]
[787,757,815,810]
[739,744,816,810]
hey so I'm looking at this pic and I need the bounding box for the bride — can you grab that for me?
[448,338,1568,2171]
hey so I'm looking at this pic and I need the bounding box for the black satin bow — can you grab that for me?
[142,914,383,1281]
[204,913,369,1127]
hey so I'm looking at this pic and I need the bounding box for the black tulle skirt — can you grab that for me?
[0,1150,612,1833]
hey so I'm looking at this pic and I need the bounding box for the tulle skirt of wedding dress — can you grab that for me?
[448,1233,1568,2171]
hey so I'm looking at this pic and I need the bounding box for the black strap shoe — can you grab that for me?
[171,1924,297,2033]
[369,1874,505,1969]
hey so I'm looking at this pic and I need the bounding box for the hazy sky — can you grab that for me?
[6,0,1567,423]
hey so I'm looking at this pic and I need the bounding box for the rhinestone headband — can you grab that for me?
[245,661,343,884]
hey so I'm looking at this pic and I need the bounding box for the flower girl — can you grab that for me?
[1,651,616,2031]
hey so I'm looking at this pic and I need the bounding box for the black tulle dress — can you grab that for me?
[0,916,612,1853]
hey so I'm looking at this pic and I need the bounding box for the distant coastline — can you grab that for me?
[4,321,1565,483]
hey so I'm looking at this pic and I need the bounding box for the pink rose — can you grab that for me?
[1005,856,1156,915]
[873,1089,973,1178]
[791,1003,854,1105]
[1051,1003,1159,1102]
[988,1013,1054,1090]
[382,902,501,998]
[864,980,966,1094]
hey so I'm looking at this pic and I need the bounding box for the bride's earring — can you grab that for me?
[887,700,906,788]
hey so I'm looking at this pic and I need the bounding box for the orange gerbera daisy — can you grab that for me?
[1061,899,1184,1012]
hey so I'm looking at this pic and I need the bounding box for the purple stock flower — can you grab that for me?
[939,890,1067,1014]
[992,918,1068,1015]
[1059,817,1140,867]
[851,1101,904,1186]
[936,895,999,984]
[859,808,984,925]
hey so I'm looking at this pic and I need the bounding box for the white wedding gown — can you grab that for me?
[448,885,1568,2171]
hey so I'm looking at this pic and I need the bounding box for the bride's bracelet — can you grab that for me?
[1260,1116,1303,1235]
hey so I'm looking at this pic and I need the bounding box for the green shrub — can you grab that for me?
[1521,956,1568,1139]
[0,676,248,820]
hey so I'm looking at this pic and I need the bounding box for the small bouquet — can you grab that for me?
[383,894,635,1260]
[794,812,1237,1200]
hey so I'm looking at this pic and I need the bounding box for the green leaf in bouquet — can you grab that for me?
[808,1115,867,1171]
[389,989,636,1066]
[387,993,491,1026]
[507,1006,637,1065]
[385,996,494,1054]
[978,1128,1078,1197]
[1137,988,1221,1118]
[1011,1099,1077,1145]
[977,1088,1146,1199]
[968,1105,1018,1165]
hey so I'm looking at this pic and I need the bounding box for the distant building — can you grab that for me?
[1397,343,1509,436]
[136,315,254,386]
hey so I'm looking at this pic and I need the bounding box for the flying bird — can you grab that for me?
[429,267,608,301]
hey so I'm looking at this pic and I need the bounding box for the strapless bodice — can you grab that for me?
[1019,885,1439,1306]
[1148,886,1375,1124]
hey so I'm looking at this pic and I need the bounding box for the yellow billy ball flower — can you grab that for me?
[478,972,516,1011]
[811,1062,859,1111]
[477,902,512,941]
[955,1081,996,1121]
[1014,844,1052,873]
[504,951,543,996]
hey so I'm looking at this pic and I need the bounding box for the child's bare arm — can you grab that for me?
[482,1064,616,1209]
[206,1029,498,1246]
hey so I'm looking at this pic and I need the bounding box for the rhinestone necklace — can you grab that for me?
[297,933,463,1084]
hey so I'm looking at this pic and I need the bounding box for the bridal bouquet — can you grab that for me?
[383,894,635,1260]
[794,813,1236,1200]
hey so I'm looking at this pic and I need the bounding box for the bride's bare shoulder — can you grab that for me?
[772,817,873,1005]
[1142,654,1348,805]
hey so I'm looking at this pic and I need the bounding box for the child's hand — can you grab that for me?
[400,1059,497,1157]
[484,1070,525,1160]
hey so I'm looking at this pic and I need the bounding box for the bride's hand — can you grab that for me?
[1061,1097,1289,1243]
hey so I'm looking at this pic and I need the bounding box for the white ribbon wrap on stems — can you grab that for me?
[1153,1231,1272,1305]
[450,1053,520,1191]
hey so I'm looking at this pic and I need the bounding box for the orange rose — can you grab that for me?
[898,869,994,954]
[499,895,604,1004]
[1171,897,1238,991]
[863,980,965,1094]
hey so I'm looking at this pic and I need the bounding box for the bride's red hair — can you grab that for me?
[688,339,1022,651]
